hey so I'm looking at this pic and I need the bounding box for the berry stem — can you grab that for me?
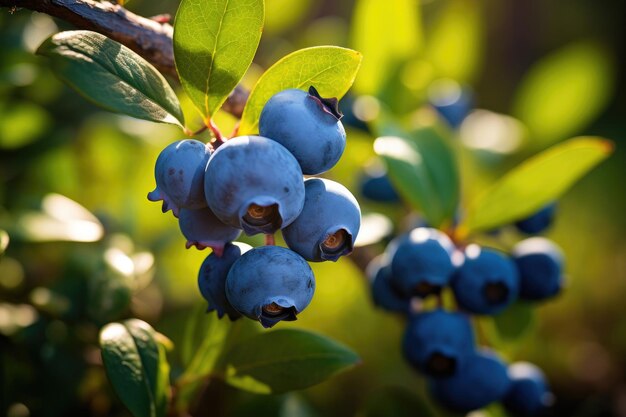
[229,121,240,138]
[265,233,275,246]
[206,117,225,147]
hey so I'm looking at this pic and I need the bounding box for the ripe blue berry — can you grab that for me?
[282,178,360,262]
[225,246,315,328]
[197,242,251,320]
[388,228,457,298]
[430,86,473,129]
[204,136,305,235]
[430,349,511,413]
[513,238,564,301]
[515,203,556,234]
[503,362,553,416]
[259,86,346,175]
[359,169,400,203]
[338,94,370,132]
[451,245,519,315]
[178,207,241,254]
[367,255,411,314]
[402,309,475,377]
[148,139,211,217]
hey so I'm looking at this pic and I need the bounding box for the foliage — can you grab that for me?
[0,0,621,416]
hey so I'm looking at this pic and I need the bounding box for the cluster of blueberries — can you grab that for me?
[148,86,361,328]
[368,205,561,414]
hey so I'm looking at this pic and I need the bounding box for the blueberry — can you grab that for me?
[339,94,370,132]
[451,245,519,315]
[503,362,553,416]
[198,242,252,320]
[259,86,346,175]
[366,255,411,314]
[428,80,473,129]
[148,139,211,217]
[387,228,457,298]
[430,349,511,413]
[225,246,315,328]
[512,238,564,301]
[359,168,400,203]
[282,178,360,262]
[515,203,556,235]
[204,136,305,235]
[178,207,242,254]
[402,309,475,377]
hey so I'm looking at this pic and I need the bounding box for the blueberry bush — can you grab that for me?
[0,0,623,416]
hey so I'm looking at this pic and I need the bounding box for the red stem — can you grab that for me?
[265,234,275,246]
[207,118,224,147]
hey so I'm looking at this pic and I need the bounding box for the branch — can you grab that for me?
[0,0,248,118]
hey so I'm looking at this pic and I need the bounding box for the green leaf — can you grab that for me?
[36,31,184,127]
[463,137,613,233]
[175,312,261,412]
[512,41,614,147]
[173,0,264,119]
[100,319,170,417]
[350,0,421,94]
[373,123,459,228]
[238,46,362,135]
[424,0,483,82]
[492,301,535,341]
[179,306,231,383]
[218,329,360,394]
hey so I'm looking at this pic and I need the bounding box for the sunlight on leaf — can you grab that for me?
[174,0,264,119]
[373,125,459,228]
[463,137,613,233]
[354,213,393,247]
[512,41,614,147]
[239,46,362,135]
[460,109,527,155]
[0,231,9,255]
[17,194,104,242]
[425,0,483,82]
[37,31,184,126]
[351,0,421,94]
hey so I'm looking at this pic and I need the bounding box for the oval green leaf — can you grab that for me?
[463,137,613,233]
[373,125,459,228]
[512,41,614,148]
[350,0,421,94]
[179,305,231,382]
[36,31,184,127]
[174,0,264,120]
[218,329,360,394]
[100,319,170,417]
[238,46,362,135]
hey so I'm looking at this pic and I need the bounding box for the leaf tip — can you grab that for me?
[599,138,615,154]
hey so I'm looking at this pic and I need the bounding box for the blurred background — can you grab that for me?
[0,0,624,416]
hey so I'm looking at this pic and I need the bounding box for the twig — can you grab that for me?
[0,0,249,118]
